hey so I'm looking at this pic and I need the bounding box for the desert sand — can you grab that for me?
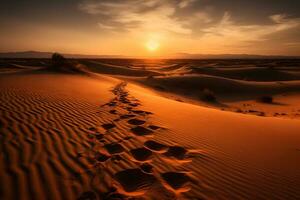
[1,58,300,199]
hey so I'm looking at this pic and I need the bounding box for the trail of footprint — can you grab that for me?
[79,82,198,199]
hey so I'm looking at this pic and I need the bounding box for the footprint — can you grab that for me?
[126,107,133,111]
[114,168,157,193]
[132,110,152,115]
[123,136,133,140]
[101,123,116,130]
[100,187,126,200]
[109,110,117,114]
[164,146,187,160]
[144,140,167,152]
[130,147,153,161]
[108,102,117,107]
[89,127,97,132]
[127,118,146,125]
[95,133,104,140]
[120,114,136,119]
[104,143,125,155]
[148,125,161,130]
[99,139,106,143]
[95,152,110,162]
[120,99,130,104]
[161,172,190,190]
[129,103,139,107]
[140,163,153,174]
[111,154,123,163]
[77,191,97,200]
[131,126,153,136]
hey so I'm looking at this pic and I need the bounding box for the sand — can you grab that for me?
[1,59,300,199]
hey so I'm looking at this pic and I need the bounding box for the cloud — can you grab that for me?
[178,0,195,8]
[270,14,287,23]
[78,0,200,35]
[201,12,300,43]
[78,0,300,49]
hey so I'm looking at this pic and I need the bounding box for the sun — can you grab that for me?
[146,40,160,52]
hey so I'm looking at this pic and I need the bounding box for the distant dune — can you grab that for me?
[0,51,126,59]
[1,51,300,59]
[138,74,300,100]
[192,66,300,81]
[171,52,300,59]
[81,60,161,77]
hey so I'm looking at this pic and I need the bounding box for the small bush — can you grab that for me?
[52,53,67,68]
[258,96,273,103]
[201,88,217,102]
[50,53,86,73]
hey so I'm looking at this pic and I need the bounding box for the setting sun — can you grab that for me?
[146,40,160,52]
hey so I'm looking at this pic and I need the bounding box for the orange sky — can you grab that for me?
[1,0,300,57]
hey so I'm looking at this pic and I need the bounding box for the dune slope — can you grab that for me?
[0,70,300,199]
[137,74,300,102]
[192,66,300,81]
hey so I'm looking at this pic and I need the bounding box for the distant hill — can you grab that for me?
[0,51,299,59]
[0,51,125,59]
[172,53,300,59]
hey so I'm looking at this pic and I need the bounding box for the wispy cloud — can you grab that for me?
[178,0,195,8]
[78,0,200,34]
[79,1,299,40]
[78,0,300,55]
[202,12,300,43]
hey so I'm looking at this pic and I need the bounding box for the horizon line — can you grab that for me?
[0,50,300,59]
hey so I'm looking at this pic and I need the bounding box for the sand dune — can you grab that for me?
[136,74,300,101]
[128,83,300,199]
[81,61,161,77]
[1,60,300,199]
[102,59,300,118]
[192,66,300,81]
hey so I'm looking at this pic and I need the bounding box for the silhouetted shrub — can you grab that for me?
[201,88,216,102]
[52,53,67,68]
[258,96,273,103]
[50,53,86,73]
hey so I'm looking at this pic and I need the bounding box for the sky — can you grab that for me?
[1,0,300,57]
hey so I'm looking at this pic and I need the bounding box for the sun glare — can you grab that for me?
[146,40,160,52]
